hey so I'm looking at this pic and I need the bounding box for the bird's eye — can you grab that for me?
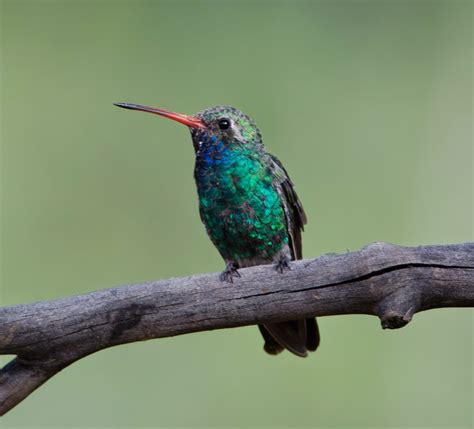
[218,118,231,130]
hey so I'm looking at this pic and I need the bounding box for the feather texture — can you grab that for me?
[190,106,319,357]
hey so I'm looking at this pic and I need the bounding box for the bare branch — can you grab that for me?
[0,242,473,415]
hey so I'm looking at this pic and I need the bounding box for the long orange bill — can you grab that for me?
[114,103,205,129]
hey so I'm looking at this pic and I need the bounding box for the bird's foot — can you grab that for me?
[219,261,241,283]
[274,255,291,273]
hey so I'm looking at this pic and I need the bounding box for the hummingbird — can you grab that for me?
[114,103,320,357]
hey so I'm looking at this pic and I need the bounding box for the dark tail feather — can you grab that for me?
[258,325,284,355]
[260,318,320,357]
[305,318,320,352]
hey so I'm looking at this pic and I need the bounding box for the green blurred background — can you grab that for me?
[0,0,472,427]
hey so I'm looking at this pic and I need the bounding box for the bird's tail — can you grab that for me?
[259,318,320,357]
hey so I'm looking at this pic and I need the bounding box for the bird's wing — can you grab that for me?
[263,155,320,358]
[269,154,307,260]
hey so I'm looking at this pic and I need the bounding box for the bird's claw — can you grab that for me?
[219,262,240,283]
[274,256,291,273]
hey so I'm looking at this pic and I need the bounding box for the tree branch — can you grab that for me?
[0,242,473,415]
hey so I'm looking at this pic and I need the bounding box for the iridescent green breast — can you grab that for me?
[194,137,288,263]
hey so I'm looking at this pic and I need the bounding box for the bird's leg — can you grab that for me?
[219,261,241,283]
[274,254,291,273]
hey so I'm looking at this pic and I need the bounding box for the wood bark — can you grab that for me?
[0,242,473,415]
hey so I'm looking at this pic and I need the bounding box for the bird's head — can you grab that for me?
[114,103,263,152]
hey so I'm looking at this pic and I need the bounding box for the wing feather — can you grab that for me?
[269,154,307,260]
[262,154,320,357]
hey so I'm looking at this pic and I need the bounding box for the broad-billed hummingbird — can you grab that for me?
[115,103,320,357]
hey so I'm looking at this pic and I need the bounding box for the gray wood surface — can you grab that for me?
[0,242,473,415]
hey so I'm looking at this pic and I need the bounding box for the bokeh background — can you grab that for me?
[0,0,472,427]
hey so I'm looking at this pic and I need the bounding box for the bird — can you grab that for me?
[114,102,320,357]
